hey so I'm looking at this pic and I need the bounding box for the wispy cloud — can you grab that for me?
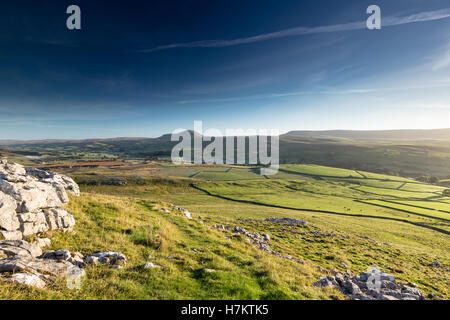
[177,81,450,104]
[433,48,450,71]
[140,8,450,53]
[177,89,377,104]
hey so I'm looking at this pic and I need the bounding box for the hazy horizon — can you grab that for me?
[1,127,450,142]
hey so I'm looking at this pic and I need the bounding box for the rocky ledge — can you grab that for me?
[0,160,79,240]
[0,239,127,288]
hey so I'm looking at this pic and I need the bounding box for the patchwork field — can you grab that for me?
[1,161,449,300]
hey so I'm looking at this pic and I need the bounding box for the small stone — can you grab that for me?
[379,272,396,282]
[350,294,375,300]
[144,262,162,270]
[85,255,100,265]
[4,273,46,289]
[366,288,381,298]
[380,295,399,300]
[343,280,361,295]
[182,209,192,219]
[85,252,127,266]
[314,276,339,289]
[334,272,345,285]
[34,238,51,248]
[430,261,441,268]
[317,266,327,273]
[381,280,398,290]
[401,293,421,300]
[401,287,420,296]
[380,289,403,299]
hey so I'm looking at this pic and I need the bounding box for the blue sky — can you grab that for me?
[0,0,450,139]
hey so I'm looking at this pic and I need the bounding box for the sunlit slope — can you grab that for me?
[194,164,450,234]
[10,162,444,300]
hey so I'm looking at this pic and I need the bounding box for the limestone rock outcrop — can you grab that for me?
[0,240,128,288]
[0,240,77,288]
[314,270,426,300]
[0,160,79,240]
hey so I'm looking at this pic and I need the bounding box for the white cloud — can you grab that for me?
[177,82,450,104]
[140,8,450,52]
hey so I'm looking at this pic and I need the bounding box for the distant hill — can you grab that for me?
[0,137,150,146]
[2,129,450,177]
[283,129,450,141]
[0,130,203,146]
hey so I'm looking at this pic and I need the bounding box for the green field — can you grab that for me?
[352,185,438,199]
[280,164,365,178]
[391,200,450,212]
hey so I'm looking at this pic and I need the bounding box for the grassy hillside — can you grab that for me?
[1,163,448,299]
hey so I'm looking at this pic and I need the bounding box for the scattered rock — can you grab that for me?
[238,217,307,226]
[429,261,450,272]
[183,209,192,219]
[359,236,377,242]
[144,262,162,270]
[264,217,307,226]
[314,269,426,300]
[41,250,84,267]
[380,295,399,300]
[0,240,42,258]
[210,223,305,265]
[4,273,46,289]
[1,245,127,289]
[85,252,127,267]
[309,230,337,237]
[316,266,328,273]
[430,261,441,268]
[314,276,339,289]
[0,240,82,287]
[169,204,192,219]
[84,255,100,265]
[343,279,362,295]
